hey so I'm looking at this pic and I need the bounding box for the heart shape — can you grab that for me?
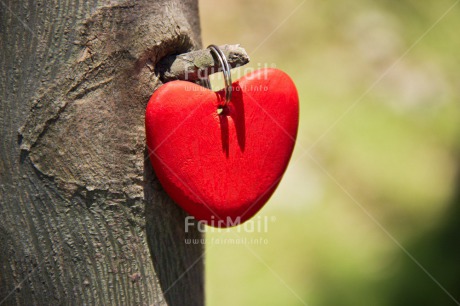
[145,68,298,227]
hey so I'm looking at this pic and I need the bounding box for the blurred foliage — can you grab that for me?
[199,0,460,305]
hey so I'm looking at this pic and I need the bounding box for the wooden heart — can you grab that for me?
[145,68,298,227]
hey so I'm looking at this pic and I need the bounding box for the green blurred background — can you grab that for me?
[199,0,460,305]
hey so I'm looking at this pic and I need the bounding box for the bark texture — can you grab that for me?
[0,0,204,304]
[157,44,249,82]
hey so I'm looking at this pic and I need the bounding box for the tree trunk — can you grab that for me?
[0,0,204,305]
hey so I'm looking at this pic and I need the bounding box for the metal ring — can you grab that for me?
[207,44,232,105]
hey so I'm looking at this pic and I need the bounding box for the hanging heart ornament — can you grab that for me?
[146,48,298,228]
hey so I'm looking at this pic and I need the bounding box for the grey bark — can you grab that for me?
[157,44,249,82]
[0,0,204,305]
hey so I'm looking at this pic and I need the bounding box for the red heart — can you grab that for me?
[146,68,298,227]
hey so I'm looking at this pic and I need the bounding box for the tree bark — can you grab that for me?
[157,44,249,82]
[0,0,204,305]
